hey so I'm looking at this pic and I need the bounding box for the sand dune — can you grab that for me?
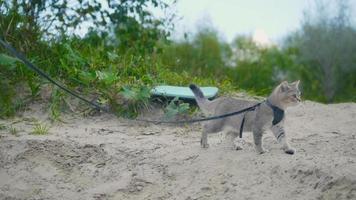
[0,101,355,200]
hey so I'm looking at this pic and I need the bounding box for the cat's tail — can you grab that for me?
[189,84,208,109]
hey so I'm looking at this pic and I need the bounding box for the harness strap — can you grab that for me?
[239,113,247,138]
[239,100,285,138]
[276,131,285,141]
[238,102,263,138]
[266,100,285,125]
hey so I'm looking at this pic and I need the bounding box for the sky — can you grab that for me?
[161,0,356,43]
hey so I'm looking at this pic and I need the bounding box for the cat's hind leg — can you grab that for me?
[201,130,209,148]
[222,126,242,150]
[200,124,212,148]
[252,127,267,154]
[201,122,222,148]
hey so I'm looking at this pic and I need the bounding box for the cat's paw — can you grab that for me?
[234,138,245,150]
[235,145,243,150]
[200,138,209,148]
[255,147,268,154]
[201,143,209,148]
[258,149,269,154]
[284,148,296,155]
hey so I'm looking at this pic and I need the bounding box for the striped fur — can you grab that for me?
[190,81,301,154]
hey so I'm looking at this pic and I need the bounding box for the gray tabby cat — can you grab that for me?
[189,81,301,154]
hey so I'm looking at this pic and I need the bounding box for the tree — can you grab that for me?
[0,0,173,117]
[286,0,356,102]
[0,0,172,53]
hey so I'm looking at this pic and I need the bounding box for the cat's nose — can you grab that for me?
[292,94,301,102]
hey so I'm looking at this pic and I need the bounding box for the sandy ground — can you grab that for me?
[0,100,356,200]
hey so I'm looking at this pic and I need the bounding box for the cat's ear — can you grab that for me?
[279,81,289,92]
[291,80,300,88]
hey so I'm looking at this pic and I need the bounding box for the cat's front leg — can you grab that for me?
[271,124,296,154]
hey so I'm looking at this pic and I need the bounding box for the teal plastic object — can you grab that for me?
[151,85,219,100]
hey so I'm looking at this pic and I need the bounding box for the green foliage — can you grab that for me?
[0,0,170,41]
[0,80,15,117]
[0,0,172,118]
[119,85,152,118]
[285,0,356,102]
[0,124,17,136]
[0,53,19,68]
[0,54,21,117]
[9,126,18,135]
[49,87,64,120]
[164,97,190,120]
[228,38,303,96]
[31,123,50,135]
[161,27,231,78]
[161,31,299,97]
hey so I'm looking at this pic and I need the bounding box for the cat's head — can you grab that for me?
[272,80,301,107]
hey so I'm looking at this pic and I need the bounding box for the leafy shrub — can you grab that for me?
[118,85,152,118]
[164,97,190,120]
[0,54,21,117]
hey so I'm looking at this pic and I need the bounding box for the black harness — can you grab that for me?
[265,100,285,126]
[239,100,285,138]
